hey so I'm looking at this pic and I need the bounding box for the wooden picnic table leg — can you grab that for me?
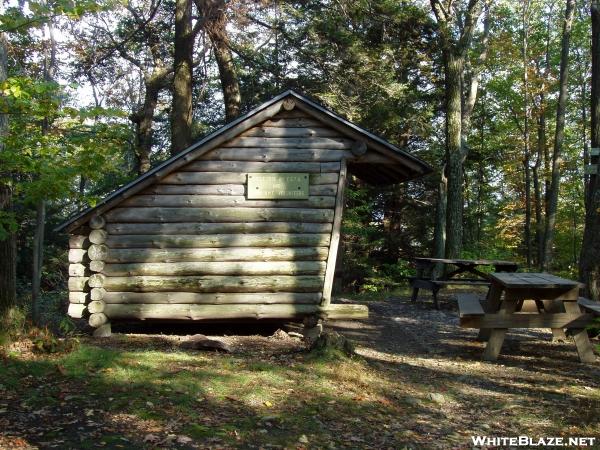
[410,266,424,302]
[563,301,596,363]
[477,283,503,341]
[432,285,440,310]
[542,299,568,341]
[483,297,518,361]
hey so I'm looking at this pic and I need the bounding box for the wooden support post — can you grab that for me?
[477,283,503,341]
[542,299,568,341]
[321,158,348,307]
[482,295,518,361]
[302,315,323,342]
[564,301,596,363]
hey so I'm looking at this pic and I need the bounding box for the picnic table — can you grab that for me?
[457,272,597,363]
[410,257,518,309]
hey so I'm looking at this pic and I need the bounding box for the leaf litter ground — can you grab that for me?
[1,293,599,449]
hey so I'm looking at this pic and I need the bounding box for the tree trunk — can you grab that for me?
[171,0,194,154]
[131,80,161,174]
[0,33,16,319]
[533,107,545,267]
[31,201,45,325]
[522,0,532,268]
[444,52,464,258]
[205,0,241,121]
[580,0,600,300]
[433,165,447,258]
[541,0,575,271]
[31,18,57,323]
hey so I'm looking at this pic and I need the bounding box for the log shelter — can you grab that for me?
[56,90,432,336]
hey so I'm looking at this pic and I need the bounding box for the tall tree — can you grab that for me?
[541,0,576,270]
[197,0,241,121]
[430,0,484,258]
[522,0,533,267]
[0,32,16,319]
[171,0,194,154]
[580,0,600,300]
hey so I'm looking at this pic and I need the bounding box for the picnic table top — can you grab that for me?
[489,272,584,290]
[413,257,518,267]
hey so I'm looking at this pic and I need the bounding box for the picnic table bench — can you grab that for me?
[410,257,518,309]
[457,272,598,363]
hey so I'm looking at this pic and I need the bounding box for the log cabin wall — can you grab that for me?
[71,109,354,329]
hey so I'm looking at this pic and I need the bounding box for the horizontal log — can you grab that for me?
[89,215,106,230]
[105,207,334,223]
[67,303,86,319]
[139,184,337,196]
[88,301,105,314]
[89,313,108,328]
[103,261,326,276]
[182,161,340,173]
[223,136,353,149]
[89,229,108,245]
[102,275,324,293]
[105,222,333,235]
[104,303,321,320]
[461,313,595,329]
[260,118,324,128]
[91,288,106,301]
[160,172,338,185]
[102,291,322,304]
[319,304,369,320]
[69,263,88,277]
[207,148,348,162]
[69,235,89,249]
[242,126,340,138]
[144,184,245,195]
[89,274,106,288]
[88,244,109,261]
[68,277,88,291]
[69,291,88,304]
[68,248,89,263]
[89,260,105,272]
[105,246,329,263]
[105,233,331,249]
[121,195,336,209]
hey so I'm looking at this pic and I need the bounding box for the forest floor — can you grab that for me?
[1,291,600,449]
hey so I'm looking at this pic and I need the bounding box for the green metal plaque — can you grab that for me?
[247,173,309,199]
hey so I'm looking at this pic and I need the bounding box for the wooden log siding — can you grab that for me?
[182,161,340,173]
[241,126,341,138]
[121,195,336,209]
[104,303,322,321]
[208,148,349,162]
[101,275,324,293]
[104,247,330,263]
[102,261,326,277]
[102,292,322,304]
[105,233,331,249]
[143,184,337,196]
[68,233,90,318]
[106,222,333,235]
[222,137,354,149]
[104,208,335,223]
[160,172,338,185]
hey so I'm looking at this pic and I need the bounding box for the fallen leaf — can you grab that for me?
[143,434,159,443]
[177,435,193,444]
